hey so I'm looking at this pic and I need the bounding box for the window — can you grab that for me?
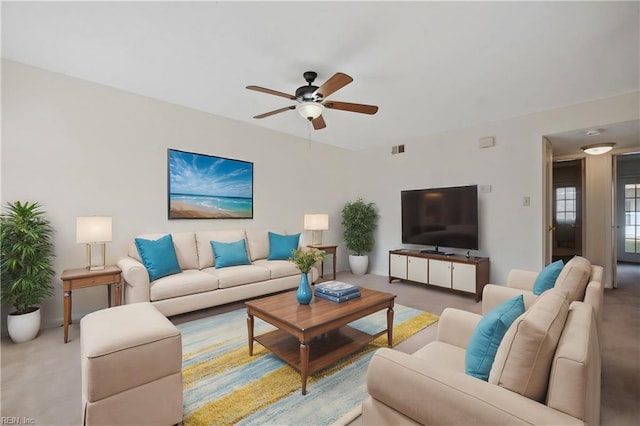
[555,187,576,224]
[624,183,640,254]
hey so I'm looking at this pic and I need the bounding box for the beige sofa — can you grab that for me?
[482,257,604,331]
[117,229,318,317]
[363,257,603,425]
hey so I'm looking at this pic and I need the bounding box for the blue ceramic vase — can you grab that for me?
[296,273,312,305]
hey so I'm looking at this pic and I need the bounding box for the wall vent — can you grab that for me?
[391,144,405,155]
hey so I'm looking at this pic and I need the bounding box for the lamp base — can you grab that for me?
[311,230,323,246]
[85,243,107,271]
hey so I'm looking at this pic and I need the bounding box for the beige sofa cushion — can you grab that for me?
[202,264,270,289]
[489,289,569,402]
[253,259,300,279]
[149,270,219,301]
[195,230,247,269]
[129,232,198,270]
[547,302,601,423]
[554,256,592,302]
[412,340,466,372]
[245,229,287,261]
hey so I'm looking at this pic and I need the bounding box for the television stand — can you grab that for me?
[388,250,490,302]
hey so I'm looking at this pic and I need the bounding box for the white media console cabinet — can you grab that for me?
[388,249,490,302]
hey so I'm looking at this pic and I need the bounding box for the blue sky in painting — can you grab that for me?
[169,150,253,198]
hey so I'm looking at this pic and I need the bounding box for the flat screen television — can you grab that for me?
[401,185,478,252]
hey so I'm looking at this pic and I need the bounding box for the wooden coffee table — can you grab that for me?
[246,287,395,395]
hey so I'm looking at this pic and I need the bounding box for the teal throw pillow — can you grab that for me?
[532,259,564,295]
[267,232,301,260]
[134,234,182,281]
[211,239,251,268]
[465,295,525,381]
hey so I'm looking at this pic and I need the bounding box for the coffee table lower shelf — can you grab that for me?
[254,326,385,376]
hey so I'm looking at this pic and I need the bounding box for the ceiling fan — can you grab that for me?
[246,71,378,130]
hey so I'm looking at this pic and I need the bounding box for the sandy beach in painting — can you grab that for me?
[169,201,252,219]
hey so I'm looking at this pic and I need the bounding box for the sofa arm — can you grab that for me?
[435,308,482,349]
[482,284,539,314]
[117,257,151,304]
[365,348,584,425]
[506,269,538,291]
[584,280,603,333]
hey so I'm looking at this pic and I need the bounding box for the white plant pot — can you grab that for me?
[7,307,41,343]
[349,255,369,276]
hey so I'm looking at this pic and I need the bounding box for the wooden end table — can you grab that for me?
[60,265,122,343]
[308,244,337,280]
[246,287,395,395]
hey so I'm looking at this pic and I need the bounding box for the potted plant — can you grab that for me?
[289,248,325,304]
[341,198,378,275]
[1,201,55,343]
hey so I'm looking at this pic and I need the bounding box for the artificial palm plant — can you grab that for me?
[1,201,55,315]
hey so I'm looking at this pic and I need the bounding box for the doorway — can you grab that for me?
[616,153,640,264]
[552,159,584,263]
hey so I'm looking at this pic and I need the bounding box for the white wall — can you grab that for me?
[1,60,351,328]
[351,92,639,287]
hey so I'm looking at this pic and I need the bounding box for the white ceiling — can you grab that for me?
[2,1,639,151]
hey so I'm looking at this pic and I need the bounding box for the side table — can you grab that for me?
[308,244,337,280]
[60,265,122,343]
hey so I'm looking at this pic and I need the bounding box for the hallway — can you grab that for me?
[600,262,640,424]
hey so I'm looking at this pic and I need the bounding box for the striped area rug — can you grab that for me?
[178,303,438,425]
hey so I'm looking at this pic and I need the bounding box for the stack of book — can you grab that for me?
[315,281,361,303]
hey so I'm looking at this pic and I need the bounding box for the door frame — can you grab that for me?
[543,138,553,264]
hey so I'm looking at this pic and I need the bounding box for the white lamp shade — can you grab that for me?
[304,214,329,231]
[297,102,325,120]
[76,216,112,243]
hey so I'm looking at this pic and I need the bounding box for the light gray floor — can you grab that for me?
[1,265,638,425]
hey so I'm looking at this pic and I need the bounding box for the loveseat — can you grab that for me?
[482,256,604,330]
[363,257,603,425]
[117,229,318,317]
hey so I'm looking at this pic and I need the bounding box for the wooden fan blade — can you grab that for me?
[253,105,295,119]
[315,73,353,98]
[312,115,326,130]
[324,101,378,115]
[246,85,296,100]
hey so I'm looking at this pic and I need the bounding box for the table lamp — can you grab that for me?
[303,214,329,245]
[76,216,112,270]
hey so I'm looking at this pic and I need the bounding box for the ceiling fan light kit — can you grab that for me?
[581,142,616,155]
[246,71,378,130]
[297,102,324,120]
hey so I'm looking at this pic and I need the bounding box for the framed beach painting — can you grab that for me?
[168,149,254,219]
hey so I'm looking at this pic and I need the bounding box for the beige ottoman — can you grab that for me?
[81,302,183,425]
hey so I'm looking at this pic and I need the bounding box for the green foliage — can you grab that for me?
[1,201,55,314]
[289,248,325,273]
[341,198,378,255]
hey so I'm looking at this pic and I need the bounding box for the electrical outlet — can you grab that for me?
[480,185,492,193]
[523,196,531,206]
